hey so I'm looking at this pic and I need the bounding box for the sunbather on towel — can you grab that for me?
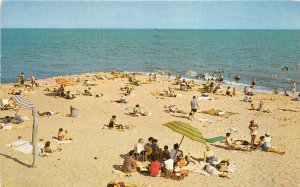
[225,133,250,152]
[114,95,127,103]
[58,128,72,141]
[38,111,59,117]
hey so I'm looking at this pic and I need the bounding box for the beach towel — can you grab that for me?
[6,140,43,154]
[197,118,219,123]
[1,99,9,106]
[203,136,225,143]
[112,169,133,177]
[201,108,238,117]
[53,139,73,144]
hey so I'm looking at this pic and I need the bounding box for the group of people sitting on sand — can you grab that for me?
[224,86,236,97]
[122,137,198,180]
[224,120,285,154]
[39,128,72,156]
[121,137,233,180]
[48,85,76,99]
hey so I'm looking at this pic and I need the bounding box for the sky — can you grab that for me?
[1,1,300,29]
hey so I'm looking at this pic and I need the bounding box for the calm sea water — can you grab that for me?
[1,29,300,91]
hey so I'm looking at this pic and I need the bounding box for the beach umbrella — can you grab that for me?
[11,95,38,167]
[55,77,75,86]
[163,121,206,158]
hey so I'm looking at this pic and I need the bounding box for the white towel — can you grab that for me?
[54,139,73,144]
[6,140,43,154]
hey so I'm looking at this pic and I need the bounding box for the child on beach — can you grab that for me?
[43,141,52,154]
[58,128,72,141]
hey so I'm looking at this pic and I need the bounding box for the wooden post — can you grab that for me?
[31,107,38,167]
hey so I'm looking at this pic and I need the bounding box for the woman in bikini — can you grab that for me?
[249,120,258,149]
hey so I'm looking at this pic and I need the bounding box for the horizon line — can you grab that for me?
[2,28,300,30]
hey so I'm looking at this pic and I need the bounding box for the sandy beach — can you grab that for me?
[1,72,300,187]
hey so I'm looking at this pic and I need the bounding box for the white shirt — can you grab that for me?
[136,143,144,154]
[164,159,174,171]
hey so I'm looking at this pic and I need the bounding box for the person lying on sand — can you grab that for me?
[10,89,23,95]
[38,111,59,117]
[113,95,128,103]
[58,128,72,141]
[164,105,187,114]
[283,90,289,96]
[83,80,97,86]
[225,133,250,151]
[83,87,93,96]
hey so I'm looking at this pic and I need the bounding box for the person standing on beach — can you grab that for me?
[168,70,172,79]
[291,82,297,96]
[249,120,258,149]
[30,74,36,90]
[251,76,256,88]
[18,72,25,87]
[189,96,199,120]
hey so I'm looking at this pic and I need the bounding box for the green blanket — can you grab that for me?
[203,136,225,143]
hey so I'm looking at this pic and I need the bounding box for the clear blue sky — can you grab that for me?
[2,1,300,29]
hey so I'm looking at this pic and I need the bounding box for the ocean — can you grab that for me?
[1,29,300,92]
